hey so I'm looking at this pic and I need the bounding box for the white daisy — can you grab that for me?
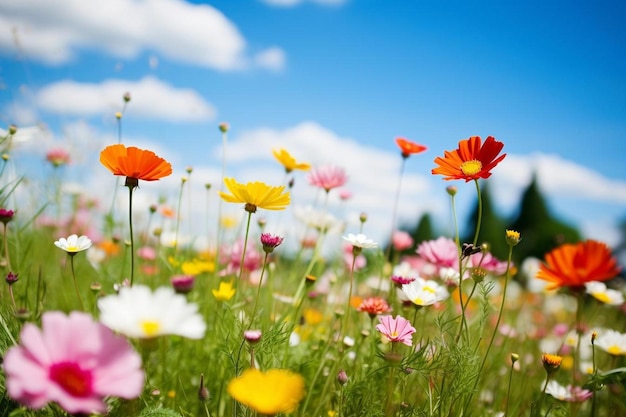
[342,233,378,249]
[401,278,449,306]
[594,330,626,356]
[98,285,206,339]
[54,234,92,254]
[584,281,624,305]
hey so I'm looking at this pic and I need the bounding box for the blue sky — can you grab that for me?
[1,0,625,250]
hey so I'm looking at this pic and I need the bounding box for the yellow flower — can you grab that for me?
[219,178,290,213]
[212,281,235,302]
[272,148,311,173]
[182,259,215,275]
[227,368,305,415]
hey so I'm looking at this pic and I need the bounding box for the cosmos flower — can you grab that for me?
[375,315,416,346]
[260,233,284,253]
[46,148,71,167]
[342,233,378,250]
[432,136,506,182]
[395,137,427,158]
[98,285,206,339]
[227,368,305,415]
[54,234,93,254]
[3,311,144,414]
[401,278,449,307]
[357,296,391,318]
[307,165,348,192]
[594,330,626,355]
[219,178,290,212]
[584,281,624,305]
[99,144,172,183]
[392,230,414,251]
[272,148,311,173]
[544,380,592,402]
[536,240,621,290]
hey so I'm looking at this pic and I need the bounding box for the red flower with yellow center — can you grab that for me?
[100,144,172,183]
[395,137,427,158]
[357,296,391,318]
[536,240,620,290]
[432,136,506,182]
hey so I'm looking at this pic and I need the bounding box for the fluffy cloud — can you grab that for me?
[34,76,216,122]
[0,0,285,71]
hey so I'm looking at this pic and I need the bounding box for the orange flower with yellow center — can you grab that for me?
[100,144,172,185]
[227,368,305,415]
[219,178,290,213]
[432,136,506,182]
[536,240,620,290]
[272,148,311,173]
[395,137,427,158]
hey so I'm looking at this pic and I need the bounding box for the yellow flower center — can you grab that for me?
[140,320,161,337]
[66,246,79,252]
[592,292,611,304]
[461,160,482,176]
[608,345,623,355]
[423,285,435,294]
[413,297,424,305]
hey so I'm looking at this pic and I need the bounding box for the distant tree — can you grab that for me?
[510,174,581,263]
[411,213,436,246]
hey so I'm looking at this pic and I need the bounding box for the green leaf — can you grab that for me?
[137,407,182,417]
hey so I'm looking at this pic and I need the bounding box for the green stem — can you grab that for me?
[69,254,85,311]
[340,248,359,340]
[127,184,136,286]
[249,252,269,330]
[234,211,253,303]
[472,179,483,246]
[174,178,185,253]
[385,157,406,263]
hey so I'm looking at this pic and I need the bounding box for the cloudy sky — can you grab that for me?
[1,0,625,249]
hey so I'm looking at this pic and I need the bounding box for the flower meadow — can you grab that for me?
[1,110,625,417]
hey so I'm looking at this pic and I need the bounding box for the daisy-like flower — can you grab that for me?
[98,285,206,339]
[99,144,172,185]
[375,315,416,346]
[594,330,626,355]
[219,178,290,213]
[432,136,506,182]
[54,234,92,254]
[342,233,378,250]
[395,137,427,158]
[3,311,144,414]
[544,380,592,402]
[541,353,563,374]
[227,368,305,415]
[536,240,621,290]
[357,296,391,318]
[584,281,624,305]
[307,165,348,192]
[272,148,311,173]
[401,278,449,307]
[212,281,236,302]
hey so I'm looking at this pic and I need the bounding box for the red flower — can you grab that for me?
[357,296,391,318]
[536,240,621,290]
[396,138,427,158]
[432,136,506,182]
[100,144,172,182]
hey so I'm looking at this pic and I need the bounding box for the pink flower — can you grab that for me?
[392,231,414,251]
[307,165,348,192]
[416,237,458,269]
[220,240,263,275]
[171,274,195,294]
[375,315,416,346]
[469,251,508,275]
[46,148,71,167]
[3,311,144,414]
[137,246,157,261]
[260,233,284,253]
[390,275,416,287]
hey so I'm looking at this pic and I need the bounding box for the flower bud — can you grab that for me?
[337,369,349,385]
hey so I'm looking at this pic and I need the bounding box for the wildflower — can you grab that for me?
[99,144,172,186]
[3,311,144,414]
[541,353,563,374]
[54,234,92,255]
[212,281,236,301]
[417,236,458,269]
[342,233,378,250]
[376,315,416,346]
[98,285,206,339]
[170,275,195,294]
[244,330,263,344]
[46,148,71,167]
[432,135,506,182]
[594,330,626,355]
[219,178,290,212]
[505,229,521,246]
[395,137,427,158]
[307,165,348,192]
[272,148,311,173]
[219,122,229,133]
[392,230,414,251]
[584,281,624,305]
[227,368,305,415]
[337,370,349,385]
[357,297,391,318]
[544,381,592,402]
[0,208,14,225]
[536,240,621,290]
[260,233,284,253]
[198,374,209,401]
[401,278,449,307]
[390,275,416,287]
[5,272,18,285]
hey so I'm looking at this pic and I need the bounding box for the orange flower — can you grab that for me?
[100,144,172,182]
[432,136,506,182]
[536,240,620,290]
[396,137,427,158]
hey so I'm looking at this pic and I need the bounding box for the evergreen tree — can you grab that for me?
[411,213,436,246]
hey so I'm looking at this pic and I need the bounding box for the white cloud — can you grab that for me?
[0,0,282,71]
[254,47,287,72]
[34,76,216,122]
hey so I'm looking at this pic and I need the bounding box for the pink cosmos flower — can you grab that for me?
[307,165,348,192]
[375,315,416,346]
[260,233,284,253]
[3,311,144,414]
[220,240,263,276]
[392,230,414,251]
[417,236,459,269]
[46,148,71,167]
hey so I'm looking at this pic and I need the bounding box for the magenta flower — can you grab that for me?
[416,236,459,269]
[390,275,416,287]
[0,208,15,225]
[307,165,348,192]
[171,274,195,294]
[3,311,144,414]
[375,315,416,346]
[260,233,284,253]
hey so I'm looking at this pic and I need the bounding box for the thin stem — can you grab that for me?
[174,178,185,253]
[385,156,407,262]
[472,179,483,246]
[69,254,85,310]
[249,252,270,330]
[233,211,253,304]
[340,248,359,340]
[2,223,10,271]
[504,359,515,417]
[127,184,136,286]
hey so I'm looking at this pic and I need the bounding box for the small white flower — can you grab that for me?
[342,233,378,249]
[401,278,449,306]
[54,234,92,254]
[98,285,206,339]
[584,281,624,305]
[595,330,626,356]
